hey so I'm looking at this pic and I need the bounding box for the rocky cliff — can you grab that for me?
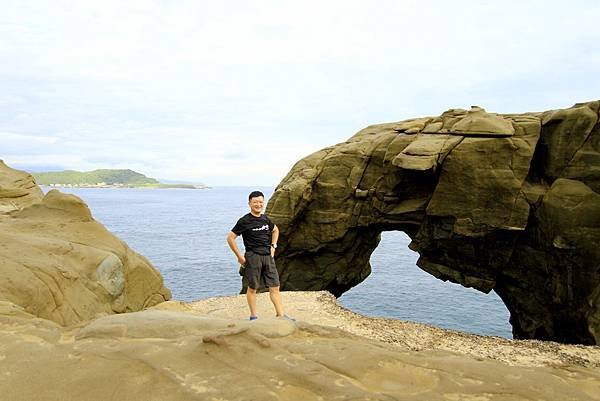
[266,101,600,345]
[0,161,171,325]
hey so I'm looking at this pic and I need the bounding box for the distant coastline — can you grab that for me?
[40,183,209,189]
[33,168,209,189]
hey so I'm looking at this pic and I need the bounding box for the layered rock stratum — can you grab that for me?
[1,160,600,400]
[266,101,600,345]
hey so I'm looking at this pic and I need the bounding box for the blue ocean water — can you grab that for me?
[52,186,512,338]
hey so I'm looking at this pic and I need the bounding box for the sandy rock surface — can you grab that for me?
[1,292,599,401]
[189,291,600,369]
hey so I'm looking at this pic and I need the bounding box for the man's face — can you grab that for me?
[249,196,264,215]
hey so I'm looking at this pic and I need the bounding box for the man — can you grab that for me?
[227,190,291,321]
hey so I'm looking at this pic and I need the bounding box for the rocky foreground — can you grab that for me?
[1,291,600,401]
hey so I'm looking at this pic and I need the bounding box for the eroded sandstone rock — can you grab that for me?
[0,160,43,213]
[0,162,171,325]
[267,102,600,344]
[1,294,599,401]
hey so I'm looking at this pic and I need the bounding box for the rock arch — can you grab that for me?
[266,102,600,344]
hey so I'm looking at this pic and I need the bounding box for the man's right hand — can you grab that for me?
[227,231,246,266]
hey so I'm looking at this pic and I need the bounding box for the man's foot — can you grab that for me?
[277,314,296,321]
[249,316,258,321]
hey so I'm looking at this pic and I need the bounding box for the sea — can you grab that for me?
[49,186,512,338]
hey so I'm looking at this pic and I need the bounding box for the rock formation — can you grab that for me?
[0,161,171,325]
[266,101,600,345]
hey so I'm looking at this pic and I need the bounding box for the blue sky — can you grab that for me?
[1,0,599,185]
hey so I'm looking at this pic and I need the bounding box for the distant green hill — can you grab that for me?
[33,169,207,189]
[34,169,159,186]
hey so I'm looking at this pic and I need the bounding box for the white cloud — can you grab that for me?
[1,1,599,185]
[0,131,56,142]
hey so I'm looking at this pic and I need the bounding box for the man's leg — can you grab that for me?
[264,255,285,317]
[244,252,260,319]
[268,286,284,317]
[246,287,258,318]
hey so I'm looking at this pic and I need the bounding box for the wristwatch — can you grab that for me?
[271,243,278,249]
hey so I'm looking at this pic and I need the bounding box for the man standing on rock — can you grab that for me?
[227,190,291,321]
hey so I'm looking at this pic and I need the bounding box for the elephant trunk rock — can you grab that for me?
[267,101,600,345]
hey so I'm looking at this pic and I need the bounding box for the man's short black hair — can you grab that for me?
[248,190,264,201]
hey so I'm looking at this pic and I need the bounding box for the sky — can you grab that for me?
[1,1,599,185]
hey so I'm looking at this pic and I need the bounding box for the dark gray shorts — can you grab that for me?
[244,251,280,290]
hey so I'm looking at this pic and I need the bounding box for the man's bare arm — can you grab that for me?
[271,225,279,257]
[227,231,246,265]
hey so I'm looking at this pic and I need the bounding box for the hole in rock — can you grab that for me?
[338,231,512,338]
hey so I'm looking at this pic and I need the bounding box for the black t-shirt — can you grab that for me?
[231,213,275,255]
